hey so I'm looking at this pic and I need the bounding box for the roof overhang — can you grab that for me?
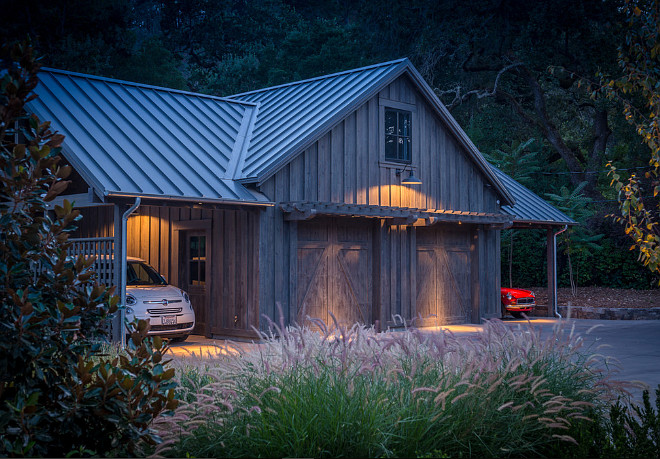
[105,191,273,208]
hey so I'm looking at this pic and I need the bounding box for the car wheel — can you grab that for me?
[511,311,524,319]
[501,303,508,319]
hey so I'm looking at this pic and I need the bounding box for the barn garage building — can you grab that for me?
[28,59,573,340]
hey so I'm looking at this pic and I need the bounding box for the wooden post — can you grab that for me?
[111,204,123,343]
[546,229,556,318]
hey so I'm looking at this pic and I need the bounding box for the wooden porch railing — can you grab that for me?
[68,237,116,286]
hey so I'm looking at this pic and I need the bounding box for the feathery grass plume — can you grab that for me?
[154,318,631,458]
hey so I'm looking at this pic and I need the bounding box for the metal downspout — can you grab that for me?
[553,225,568,319]
[120,198,141,348]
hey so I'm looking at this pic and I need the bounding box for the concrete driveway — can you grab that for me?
[169,317,660,403]
[498,317,660,403]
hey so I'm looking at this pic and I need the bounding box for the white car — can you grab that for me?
[124,257,195,342]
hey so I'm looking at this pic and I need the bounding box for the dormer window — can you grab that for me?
[384,108,412,163]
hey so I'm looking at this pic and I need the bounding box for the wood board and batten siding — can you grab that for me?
[263,75,498,213]
[259,73,503,328]
[74,205,261,339]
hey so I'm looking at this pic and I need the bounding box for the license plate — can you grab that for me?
[161,315,177,326]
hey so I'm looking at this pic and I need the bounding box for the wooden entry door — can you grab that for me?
[297,218,373,328]
[182,230,209,335]
[416,227,471,325]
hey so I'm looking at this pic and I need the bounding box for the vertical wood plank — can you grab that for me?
[470,227,480,323]
[344,114,357,204]
[410,225,417,322]
[224,210,236,329]
[239,210,249,329]
[289,154,304,201]
[259,207,275,328]
[248,211,260,329]
[318,133,330,202]
[159,207,170,280]
[400,226,410,321]
[304,144,318,201]
[380,167,390,207]
[288,220,297,325]
[356,105,367,205]
[390,226,399,319]
[149,206,159,270]
[331,124,343,203]
[368,98,379,206]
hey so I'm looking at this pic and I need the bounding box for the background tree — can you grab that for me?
[1,0,656,289]
[596,0,660,283]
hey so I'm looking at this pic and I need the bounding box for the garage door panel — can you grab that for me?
[415,248,437,323]
[436,249,468,323]
[336,247,371,324]
[416,227,472,325]
[297,247,329,325]
[297,219,373,329]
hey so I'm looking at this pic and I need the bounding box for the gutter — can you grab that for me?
[120,197,141,348]
[552,225,569,319]
[105,192,273,207]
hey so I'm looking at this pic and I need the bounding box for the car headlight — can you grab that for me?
[505,293,513,300]
[530,291,535,297]
[126,294,137,306]
[126,307,134,314]
[182,291,190,303]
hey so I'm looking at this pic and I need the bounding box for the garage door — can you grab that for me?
[416,227,471,325]
[297,218,373,328]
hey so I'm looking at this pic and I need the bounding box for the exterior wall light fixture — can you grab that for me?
[395,164,422,185]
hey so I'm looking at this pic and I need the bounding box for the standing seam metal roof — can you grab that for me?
[28,68,267,203]
[491,166,575,225]
[231,59,407,180]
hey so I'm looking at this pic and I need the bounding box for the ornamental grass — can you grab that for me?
[152,317,628,458]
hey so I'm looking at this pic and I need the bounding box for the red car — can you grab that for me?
[501,287,536,319]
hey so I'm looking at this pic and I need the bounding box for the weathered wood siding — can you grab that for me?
[264,74,500,213]
[73,205,261,338]
[259,74,503,327]
[478,227,502,319]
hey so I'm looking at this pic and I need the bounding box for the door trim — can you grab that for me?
[172,219,212,336]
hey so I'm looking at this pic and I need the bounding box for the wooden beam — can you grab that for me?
[546,229,556,318]
[283,208,317,221]
[487,221,514,230]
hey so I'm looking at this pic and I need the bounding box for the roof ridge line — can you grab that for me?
[229,58,409,98]
[39,67,259,107]
[228,103,260,180]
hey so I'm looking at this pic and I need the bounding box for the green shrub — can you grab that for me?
[0,42,178,457]
[156,319,618,458]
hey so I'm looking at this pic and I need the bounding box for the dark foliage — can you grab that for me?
[551,386,660,458]
[1,0,657,287]
[0,42,178,457]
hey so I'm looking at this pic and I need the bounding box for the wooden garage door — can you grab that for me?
[297,218,372,328]
[416,227,471,325]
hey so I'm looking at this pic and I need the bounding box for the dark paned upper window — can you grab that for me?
[385,109,412,162]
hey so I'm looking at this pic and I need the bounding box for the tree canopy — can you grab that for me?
[1,0,657,286]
